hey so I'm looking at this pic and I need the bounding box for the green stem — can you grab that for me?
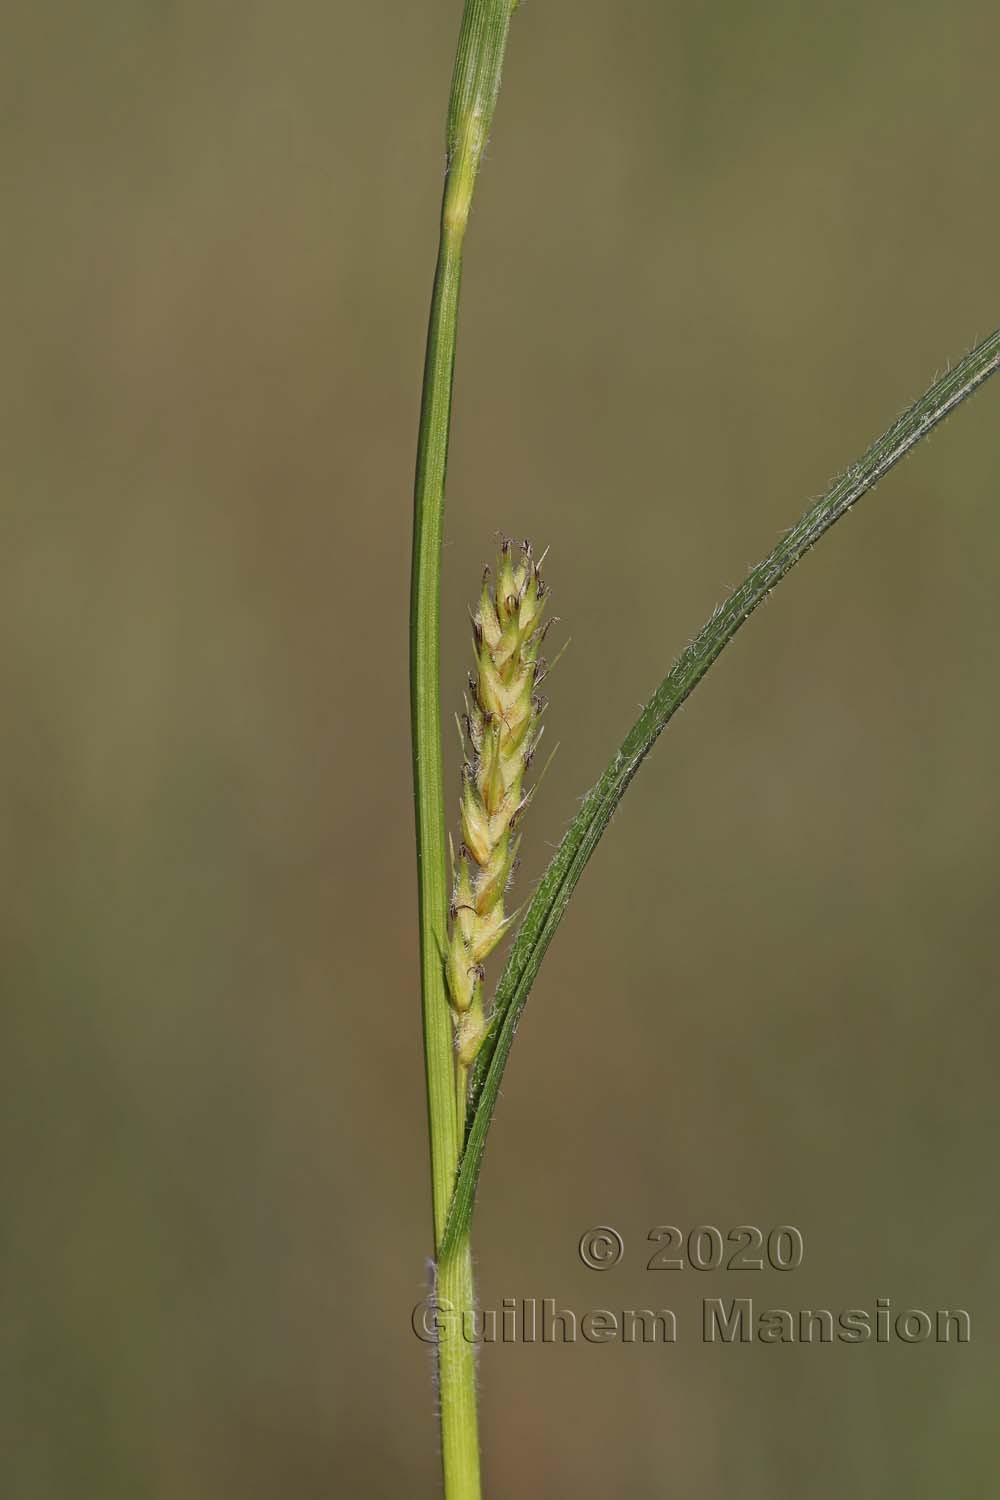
[436,1240,480,1497]
[412,217,465,1250]
[410,4,517,1497]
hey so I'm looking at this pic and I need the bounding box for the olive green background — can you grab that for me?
[3,2,998,1496]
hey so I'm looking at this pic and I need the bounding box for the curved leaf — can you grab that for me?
[439,329,1000,1260]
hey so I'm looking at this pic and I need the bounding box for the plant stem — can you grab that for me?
[436,1238,480,1497]
[412,211,465,1250]
[410,4,517,1497]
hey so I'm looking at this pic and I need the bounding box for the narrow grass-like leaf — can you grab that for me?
[439,329,1000,1260]
[411,6,519,1492]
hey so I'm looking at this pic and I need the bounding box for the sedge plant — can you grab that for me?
[409,4,1000,1497]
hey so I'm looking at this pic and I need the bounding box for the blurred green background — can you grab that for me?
[3,2,999,1495]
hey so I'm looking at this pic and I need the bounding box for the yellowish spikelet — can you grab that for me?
[447,537,552,1069]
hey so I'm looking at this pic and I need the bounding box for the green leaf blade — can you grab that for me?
[439,328,1000,1260]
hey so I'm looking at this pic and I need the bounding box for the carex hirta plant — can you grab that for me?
[409,5,1000,1497]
